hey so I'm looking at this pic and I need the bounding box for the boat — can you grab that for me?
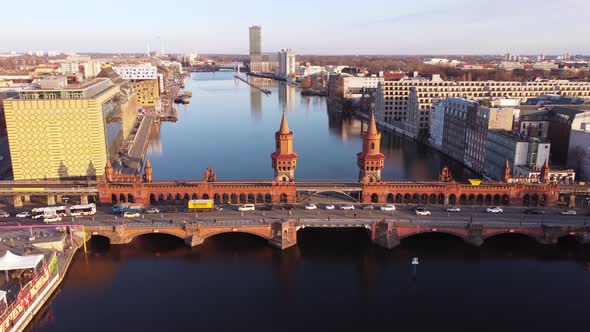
[184,90,192,97]
[174,97,183,104]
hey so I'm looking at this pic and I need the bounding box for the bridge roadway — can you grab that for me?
[2,204,589,250]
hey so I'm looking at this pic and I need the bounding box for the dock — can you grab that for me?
[234,75,271,95]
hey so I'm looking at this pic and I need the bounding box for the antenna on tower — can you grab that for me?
[147,41,150,57]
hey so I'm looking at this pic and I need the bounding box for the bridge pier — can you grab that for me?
[268,221,297,250]
[45,195,56,206]
[184,234,204,247]
[371,221,400,249]
[12,195,23,208]
[465,224,484,247]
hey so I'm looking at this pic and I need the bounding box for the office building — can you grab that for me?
[2,76,138,180]
[249,26,262,58]
[375,76,590,139]
[112,64,160,107]
[278,49,297,80]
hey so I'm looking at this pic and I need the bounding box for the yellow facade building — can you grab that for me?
[3,78,121,180]
[133,79,160,107]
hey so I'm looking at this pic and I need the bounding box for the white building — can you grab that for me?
[82,61,103,78]
[112,64,158,80]
[278,49,297,80]
[60,62,79,75]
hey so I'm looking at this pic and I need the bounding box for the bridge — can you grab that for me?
[83,219,590,251]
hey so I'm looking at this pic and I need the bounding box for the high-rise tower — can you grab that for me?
[271,112,297,182]
[357,112,385,183]
[249,26,261,58]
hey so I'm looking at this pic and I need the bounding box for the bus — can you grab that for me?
[31,206,68,219]
[112,203,145,214]
[187,199,221,211]
[69,203,97,216]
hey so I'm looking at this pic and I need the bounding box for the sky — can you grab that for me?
[2,0,590,55]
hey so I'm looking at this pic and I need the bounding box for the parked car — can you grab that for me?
[524,209,545,215]
[260,204,273,211]
[324,204,335,210]
[238,204,255,212]
[282,204,295,210]
[123,211,140,218]
[362,205,374,210]
[446,206,461,212]
[561,210,577,216]
[43,215,62,223]
[145,207,160,214]
[0,211,9,218]
[486,207,503,214]
[414,207,431,216]
[339,204,355,210]
[16,211,31,218]
[380,204,396,211]
[304,204,317,210]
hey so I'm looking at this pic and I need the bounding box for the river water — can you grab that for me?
[27,73,590,332]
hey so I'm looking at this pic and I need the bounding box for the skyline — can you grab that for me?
[2,0,590,55]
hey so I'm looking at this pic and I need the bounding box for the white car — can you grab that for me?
[0,212,9,218]
[380,204,396,211]
[339,204,355,210]
[43,215,62,223]
[561,210,577,216]
[304,204,317,210]
[238,204,255,212]
[123,211,140,218]
[446,206,461,212]
[486,207,503,214]
[324,204,335,210]
[16,211,31,218]
[145,207,160,214]
[414,207,431,216]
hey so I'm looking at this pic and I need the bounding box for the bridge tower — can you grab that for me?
[105,160,113,182]
[503,159,511,183]
[271,112,298,182]
[357,112,384,183]
[144,160,153,182]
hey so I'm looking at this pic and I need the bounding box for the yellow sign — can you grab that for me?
[188,199,213,209]
[468,179,482,186]
[12,187,45,192]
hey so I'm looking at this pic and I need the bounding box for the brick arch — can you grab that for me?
[482,231,542,243]
[398,229,468,241]
[199,229,273,242]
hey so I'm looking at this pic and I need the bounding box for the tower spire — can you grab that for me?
[367,111,378,135]
[279,111,290,134]
[502,159,511,183]
[540,158,550,183]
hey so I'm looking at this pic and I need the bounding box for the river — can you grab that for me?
[27,72,590,332]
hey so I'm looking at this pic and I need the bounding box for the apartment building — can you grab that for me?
[375,75,590,139]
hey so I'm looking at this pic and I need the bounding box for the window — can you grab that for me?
[371,142,375,150]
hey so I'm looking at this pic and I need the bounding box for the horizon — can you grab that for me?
[2,0,589,55]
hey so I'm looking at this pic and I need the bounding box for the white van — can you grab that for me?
[238,204,255,212]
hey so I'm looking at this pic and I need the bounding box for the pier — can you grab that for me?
[234,75,271,95]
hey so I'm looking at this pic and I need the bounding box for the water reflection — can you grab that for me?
[29,230,590,332]
[145,72,473,182]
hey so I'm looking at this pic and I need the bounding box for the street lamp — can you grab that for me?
[412,257,419,276]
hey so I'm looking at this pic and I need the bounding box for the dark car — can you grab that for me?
[362,205,374,210]
[282,204,295,210]
[524,209,545,215]
[260,204,273,211]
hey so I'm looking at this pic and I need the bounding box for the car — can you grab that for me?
[380,204,396,211]
[486,207,503,214]
[16,211,31,218]
[145,207,160,214]
[362,205,374,210]
[339,204,355,210]
[304,204,317,210]
[414,207,431,216]
[524,209,545,215]
[123,211,140,218]
[260,204,273,211]
[324,204,335,210]
[0,212,9,218]
[446,206,461,212]
[214,206,223,212]
[43,215,62,223]
[238,204,255,212]
[282,204,295,210]
[561,210,577,216]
